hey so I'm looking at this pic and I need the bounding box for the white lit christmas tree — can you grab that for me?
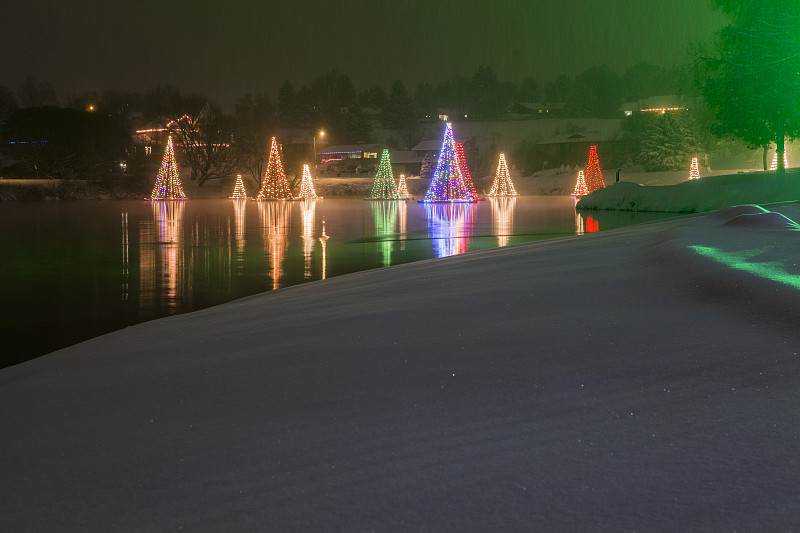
[150,136,187,200]
[487,153,518,196]
[298,164,319,199]
[397,174,410,199]
[368,149,401,199]
[572,170,589,196]
[230,174,248,198]
[257,137,293,200]
[688,157,700,180]
[423,122,475,202]
[770,150,789,171]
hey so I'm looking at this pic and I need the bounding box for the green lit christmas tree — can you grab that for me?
[368,149,401,199]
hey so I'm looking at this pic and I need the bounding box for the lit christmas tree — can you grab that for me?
[455,142,480,199]
[150,136,187,200]
[689,157,700,180]
[257,137,293,200]
[368,149,401,199]
[585,145,605,193]
[423,123,474,202]
[298,164,319,199]
[572,170,589,196]
[770,150,789,171]
[230,174,248,198]
[487,153,518,196]
[397,174,410,199]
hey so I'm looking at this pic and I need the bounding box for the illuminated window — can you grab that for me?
[145,146,152,156]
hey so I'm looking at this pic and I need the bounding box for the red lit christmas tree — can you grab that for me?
[572,170,589,196]
[230,174,248,198]
[257,137,293,200]
[423,123,475,202]
[487,153,518,196]
[584,145,605,193]
[150,136,187,200]
[368,149,401,199]
[298,164,319,199]
[455,142,479,199]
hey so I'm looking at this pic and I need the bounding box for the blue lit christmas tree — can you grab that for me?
[368,149,401,199]
[423,123,475,202]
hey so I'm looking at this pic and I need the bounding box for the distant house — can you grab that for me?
[536,124,623,167]
[515,102,567,117]
[388,150,424,177]
[619,95,695,116]
[317,143,382,173]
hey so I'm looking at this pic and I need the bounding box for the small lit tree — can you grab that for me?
[573,170,589,196]
[150,136,187,200]
[298,164,319,199]
[585,145,605,193]
[257,137,293,200]
[688,157,700,180]
[397,174,410,199]
[456,142,479,198]
[230,174,248,198]
[368,149,401,199]
[487,153,518,196]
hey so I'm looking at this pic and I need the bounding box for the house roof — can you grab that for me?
[317,143,382,155]
[388,150,423,165]
[410,139,442,151]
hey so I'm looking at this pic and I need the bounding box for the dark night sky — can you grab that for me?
[1,0,729,109]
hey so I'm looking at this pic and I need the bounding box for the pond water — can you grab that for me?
[0,197,678,367]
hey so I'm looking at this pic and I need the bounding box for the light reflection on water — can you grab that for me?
[0,197,678,367]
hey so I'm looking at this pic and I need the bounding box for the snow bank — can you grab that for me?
[576,169,800,212]
[2,204,800,531]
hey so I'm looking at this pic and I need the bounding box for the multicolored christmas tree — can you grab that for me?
[585,145,605,193]
[487,153,518,196]
[368,149,401,199]
[423,123,474,202]
[455,142,480,199]
[150,136,187,200]
[230,174,248,198]
[397,174,410,199]
[298,164,319,199]
[257,137,293,200]
[572,170,589,196]
[688,157,700,180]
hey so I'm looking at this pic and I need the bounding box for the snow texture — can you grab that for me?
[2,177,800,530]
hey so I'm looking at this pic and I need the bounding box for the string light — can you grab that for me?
[487,153,518,196]
[426,202,475,257]
[368,149,401,199]
[150,136,187,200]
[572,170,589,196]
[397,174,410,199]
[455,142,480,199]
[230,174,248,198]
[689,157,700,180]
[300,199,317,278]
[585,145,605,193]
[770,150,789,171]
[490,196,516,247]
[423,123,475,202]
[298,164,319,199]
[257,137,294,200]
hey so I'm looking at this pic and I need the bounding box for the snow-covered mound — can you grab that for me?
[576,169,800,212]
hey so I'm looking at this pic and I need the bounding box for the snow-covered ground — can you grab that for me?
[2,171,800,531]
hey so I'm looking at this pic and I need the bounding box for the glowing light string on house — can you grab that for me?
[230,174,248,198]
[368,149,401,199]
[455,142,480,199]
[573,170,589,196]
[423,123,475,202]
[689,157,700,180]
[257,137,294,200]
[150,136,187,200]
[487,153,519,196]
[298,164,319,199]
[585,145,605,193]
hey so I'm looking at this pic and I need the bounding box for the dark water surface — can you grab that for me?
[0,197,678,367]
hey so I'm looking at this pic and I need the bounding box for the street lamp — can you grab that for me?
[313,130,325,172]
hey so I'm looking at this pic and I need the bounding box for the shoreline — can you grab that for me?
[3,204,800,530]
